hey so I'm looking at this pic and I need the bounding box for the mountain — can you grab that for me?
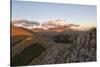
[11,25,52,55]
[11,25,96,66]
[30,27,96,65]
[11,25,33,36]
[12,19,40,29]
[12,19,81,32]
[42,19,69,29]
[11,19,96,66]
[41,19,80,32]
[12,19,95,31]
[11,26,55,66]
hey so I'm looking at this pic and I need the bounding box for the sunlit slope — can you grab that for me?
[11,26,32,36]
[11,26,53,66]
[11,26,54,66]
[11,25,33,47]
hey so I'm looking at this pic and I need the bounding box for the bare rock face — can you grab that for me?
[11,25,96,66]
[72,28,96,62]
[30,28,96,65]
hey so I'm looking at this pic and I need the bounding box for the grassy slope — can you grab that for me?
[11,26,53,66]
[11,35,29,46]
[11,43,45,66]
[11,26,32,36]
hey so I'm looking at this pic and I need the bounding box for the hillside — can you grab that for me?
[11,26,32,36]
[30,28,96,65]
[11,26,96,66]
[11,26,55,66]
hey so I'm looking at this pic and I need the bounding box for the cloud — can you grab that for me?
[12,19,40,26]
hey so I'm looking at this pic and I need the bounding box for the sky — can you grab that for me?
[12,1,97,27]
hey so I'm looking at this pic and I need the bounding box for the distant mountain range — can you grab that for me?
[12,19,40,29]
[12,19,80,31]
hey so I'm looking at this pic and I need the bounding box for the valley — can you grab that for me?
[11,25,96,66]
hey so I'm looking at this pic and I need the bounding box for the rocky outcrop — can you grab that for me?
[30,28,96,65]
[11,27,96,66]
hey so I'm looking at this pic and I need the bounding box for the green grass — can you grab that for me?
[11,43,45,66]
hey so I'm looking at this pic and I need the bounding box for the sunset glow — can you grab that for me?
[12,1,96,30]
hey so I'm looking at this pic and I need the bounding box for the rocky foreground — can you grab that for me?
[29,28,96,65]
[11,27,96,66]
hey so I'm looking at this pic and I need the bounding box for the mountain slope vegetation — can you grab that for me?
[11,25,96,66]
